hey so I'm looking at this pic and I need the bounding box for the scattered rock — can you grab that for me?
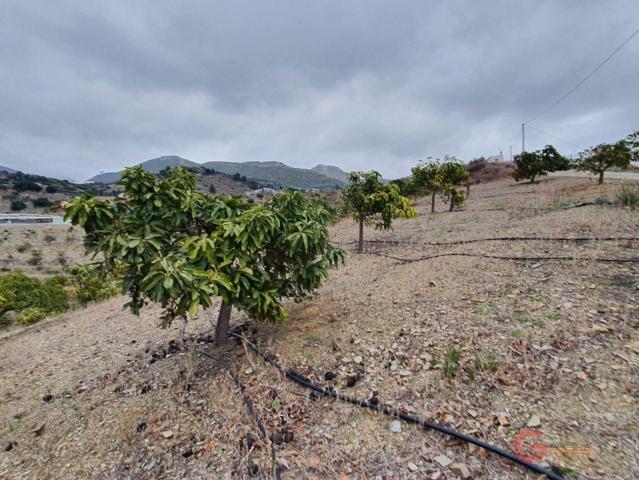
[324,371,337,381]
[497,415,509,426]
[389,420,402,433]
[451,462,471,478]
[527,415,541,428]
[161,430,173,439]
[407,462,419,472]
[136,421,147,432]
[576,371,588,381]
[434,454,452,468]
[32,424,45,437]
[4,441,16,452]
[144,460,156,472]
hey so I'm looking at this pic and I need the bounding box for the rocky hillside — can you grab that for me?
[88,156,199,183]
[89,156,344,190]
[0,165,17,174]
[202,161,343,189]
[312,164,350,183]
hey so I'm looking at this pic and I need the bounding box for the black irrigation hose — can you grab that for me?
[365,250,639,265]
[228,333,565,480]
[199,350,282,480]
[336,236,639,247]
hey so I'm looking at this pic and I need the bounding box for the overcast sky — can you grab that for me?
[1,1,638,181]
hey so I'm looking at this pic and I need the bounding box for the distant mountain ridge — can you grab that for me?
[88,156,344,189]
[311,164,350,183]
[0,165,17,174]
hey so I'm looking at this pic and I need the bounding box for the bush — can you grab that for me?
[17,307,47,326]
[26,249,42,266]
[0,272,68,326]
[16,241,31,253]
[616,184,639,208]
[208,184,216,194]
[43,233,56,244]
[45,185,58,193]
[65,264,120,307]
[13,180,42,192]
[10,200,26,211]
[32,197,53,208]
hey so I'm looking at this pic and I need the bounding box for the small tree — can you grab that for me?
[65,167,343,345]
[575,132,638,184]
[439,159,471,211]
[513,145,569,183]
[342,171,417,253]
[411,161,443,213]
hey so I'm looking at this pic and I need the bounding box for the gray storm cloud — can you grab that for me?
[0,0,637,180]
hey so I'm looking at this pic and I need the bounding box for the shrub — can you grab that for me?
[13,180,42,192]
[45,185,58,193]
[17,307,47,326]
[10,200,26,211]
[43,233,56,244]
[208,184,216,194]
[443,345,461,378]
[616,184,639,208]
[64,264,120,307]
[0,272,68,325]
[594,195,609,205]
[57,252,67,266]
[26,249,42,266]
[32,197,53,208]
[16,241,31,253]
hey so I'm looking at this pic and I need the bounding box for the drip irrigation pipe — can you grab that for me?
[228,332,565,480]
[199,349,281,480]
[365,250,639,265]
[335,236,639,247]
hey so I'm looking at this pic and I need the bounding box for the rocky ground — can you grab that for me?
[1,177,638,479]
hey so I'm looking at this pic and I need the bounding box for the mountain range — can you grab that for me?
[88,156,349,189]
[0,165,17,174]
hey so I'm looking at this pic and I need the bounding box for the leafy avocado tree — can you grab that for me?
[513,144,570,183]
[342,171,417,253]
[575,132,638,184]
[411,161,443,213]
[65,167,343,345]
[439,159,471,211]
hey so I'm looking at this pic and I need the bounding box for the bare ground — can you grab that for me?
[1,177,638,480]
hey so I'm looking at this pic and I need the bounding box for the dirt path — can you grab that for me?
[1,177,638,480]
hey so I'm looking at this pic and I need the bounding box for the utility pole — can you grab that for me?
[521,123,525,153]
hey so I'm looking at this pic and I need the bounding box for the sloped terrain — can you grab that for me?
[1,177,638,480]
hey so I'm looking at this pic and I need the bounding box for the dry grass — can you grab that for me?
[1,176,638,479]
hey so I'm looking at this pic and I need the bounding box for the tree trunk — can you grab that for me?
[214,300,232,346]
[598,170,604,185]
[431,193,436,213]
[466,184,470,199]
[530,174,536,184]
[449,192,455,212]
[358,215,364,253]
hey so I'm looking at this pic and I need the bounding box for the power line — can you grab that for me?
[526,124,583,150]
[526,27,639,124]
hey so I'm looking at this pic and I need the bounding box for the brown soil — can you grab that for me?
[1,177,638,480]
